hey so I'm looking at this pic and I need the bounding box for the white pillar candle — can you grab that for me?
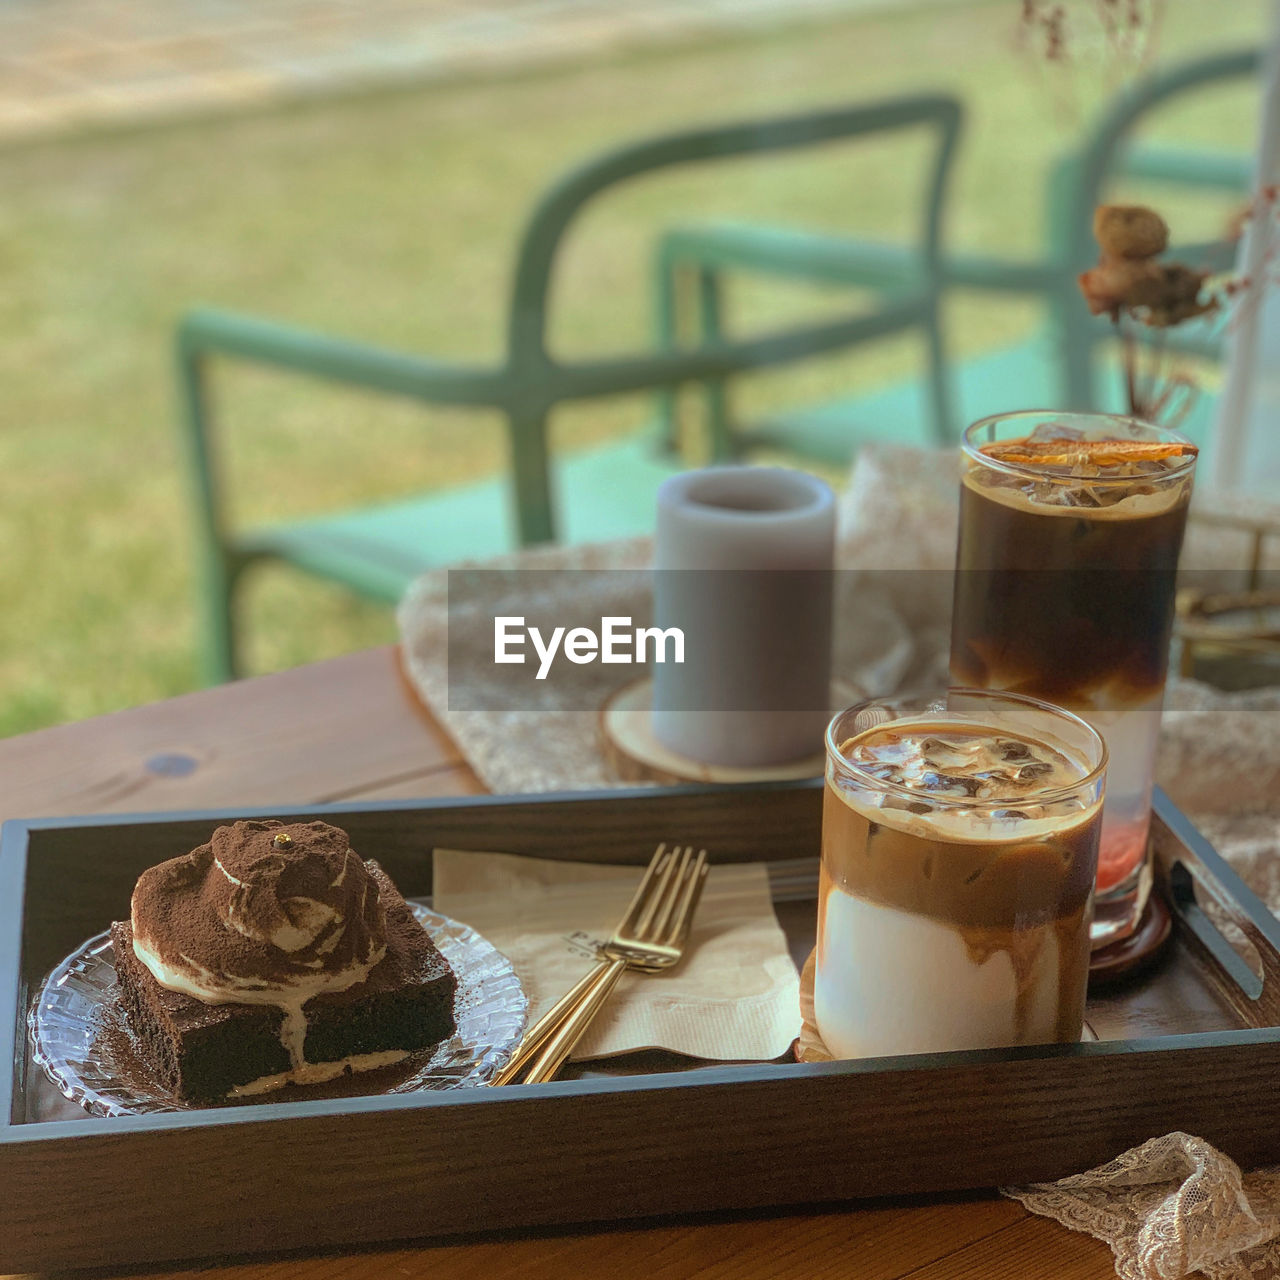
[651,466,836,767]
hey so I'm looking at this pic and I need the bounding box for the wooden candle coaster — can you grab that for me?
[598,678,826,786]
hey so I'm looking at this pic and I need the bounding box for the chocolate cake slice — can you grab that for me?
[112,820,457,1103]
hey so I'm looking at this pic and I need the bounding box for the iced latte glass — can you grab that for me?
[816,690,1106,1059]
[951,411,1196,947]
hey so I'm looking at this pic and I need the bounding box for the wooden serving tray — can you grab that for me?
[3,783,1279,1272]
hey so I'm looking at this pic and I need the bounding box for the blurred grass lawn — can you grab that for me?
[0,0,1266,736]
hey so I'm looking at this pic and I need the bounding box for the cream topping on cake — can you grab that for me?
[130,819,388,1068]
[228,1050,410,1098]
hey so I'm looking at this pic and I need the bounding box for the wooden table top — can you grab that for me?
[0,646,1118,1280]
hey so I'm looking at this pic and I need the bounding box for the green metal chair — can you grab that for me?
[177,94,962,683]
[654,47,1259,466]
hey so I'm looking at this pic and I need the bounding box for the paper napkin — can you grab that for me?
[432,849,801,1062]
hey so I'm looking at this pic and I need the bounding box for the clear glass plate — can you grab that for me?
[28,903,527,1116]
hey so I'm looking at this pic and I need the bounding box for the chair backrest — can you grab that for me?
[503,95,962,399]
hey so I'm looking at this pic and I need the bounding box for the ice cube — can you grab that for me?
[1065,485,1106,509]
[1015,761,1054,782]
[973,767,1019,788]
[1068,459,1102,480]
[919,734,986,772]
[1027,422,1085,444]
[1028,479,1101,509]
[921,771,982,797]
[862,761,901,786]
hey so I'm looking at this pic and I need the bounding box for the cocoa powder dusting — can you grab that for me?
[131,819,387,989]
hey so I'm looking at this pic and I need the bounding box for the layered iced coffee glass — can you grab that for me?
[951,411,1196,947]
[816,689,1106,1059]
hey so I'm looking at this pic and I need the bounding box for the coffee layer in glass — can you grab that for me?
[951,412,1195,945]
[816,690,1105,1059]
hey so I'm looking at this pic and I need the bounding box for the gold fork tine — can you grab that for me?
[520,846,709,1085]
[664,850,708,947]
[499,840,712,1086]
[615,843,671,937]
[631,845,685,939]
[647,846,694,942]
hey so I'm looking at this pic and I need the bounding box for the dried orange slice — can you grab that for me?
[979,437,1198,467]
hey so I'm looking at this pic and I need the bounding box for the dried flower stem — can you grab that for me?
[1119,316,1138,416]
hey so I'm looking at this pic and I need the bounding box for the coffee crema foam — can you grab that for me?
[834,720,1098,843]
[963,463,1190,521]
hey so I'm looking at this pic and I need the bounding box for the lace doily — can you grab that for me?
[1007,1134,1280,1280]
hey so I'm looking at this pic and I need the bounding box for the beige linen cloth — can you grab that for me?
[433,849,799,1062]
[398,445,1280,1280]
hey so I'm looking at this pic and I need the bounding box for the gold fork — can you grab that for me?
[522,843,708,1084]
[490,843,708,1086]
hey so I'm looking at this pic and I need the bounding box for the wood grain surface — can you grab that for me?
[0,646,1118,1280]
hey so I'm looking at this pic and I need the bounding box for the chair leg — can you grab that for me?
[697,267,734,461]
[176,340,243,685]
[198,549,242,686]
[924,298,956,445]
[508,406,556,547]
[1055,292,1099,411]
[652,243,683,455]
